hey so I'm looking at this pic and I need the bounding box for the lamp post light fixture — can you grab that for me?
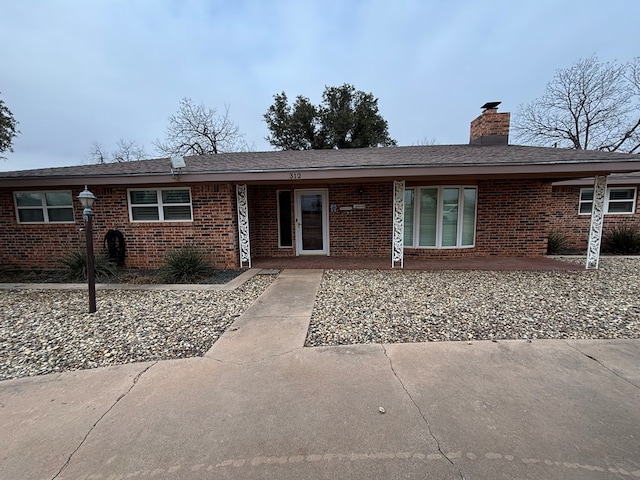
[78,186,97,313]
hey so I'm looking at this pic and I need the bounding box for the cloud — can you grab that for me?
[1,0,639,171]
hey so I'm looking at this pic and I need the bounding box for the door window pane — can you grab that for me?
[301,194,323,250]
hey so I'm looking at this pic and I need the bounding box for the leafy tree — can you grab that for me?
[264,84,396,150]
[87,139,148,164]
[154,98,246,156]
[513,56,640,153]
[0,93,19,160]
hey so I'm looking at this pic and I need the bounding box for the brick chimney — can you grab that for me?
[469,102,510,145]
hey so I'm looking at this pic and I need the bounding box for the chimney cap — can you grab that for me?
[481,101,501,111]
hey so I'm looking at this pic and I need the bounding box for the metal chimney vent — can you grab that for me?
[481,101,501,111]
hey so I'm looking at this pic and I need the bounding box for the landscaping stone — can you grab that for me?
[0,275,275,380]
[306,258,640,346]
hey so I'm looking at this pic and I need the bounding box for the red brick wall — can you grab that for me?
[1,178,561,271]
[405,179,550,259]
[0,183,239,270]
[549,185,640,252]
[249,180,550,260]
[248,182,393,258]
[328,182,392,257]
[248,185,293,258]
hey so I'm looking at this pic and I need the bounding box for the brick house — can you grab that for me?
[1,104,639,271]
[550,172,640,252]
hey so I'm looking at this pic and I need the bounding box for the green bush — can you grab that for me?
[60,249,118,281]
[603,225,640,254]
[161,246,212,283]
[547,230,568,255]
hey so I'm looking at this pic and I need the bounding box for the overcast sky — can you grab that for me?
[1,0,638,172]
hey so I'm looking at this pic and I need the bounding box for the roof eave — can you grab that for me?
[1,161,639,188]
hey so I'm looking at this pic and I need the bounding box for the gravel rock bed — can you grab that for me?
[306,258,640,346]
[0,275,275,381]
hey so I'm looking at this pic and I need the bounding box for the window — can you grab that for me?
[404,186,477,248]
[579,187,636,215]
[14,191,74,223]
[128,188,193,222]
[277,190,293,247]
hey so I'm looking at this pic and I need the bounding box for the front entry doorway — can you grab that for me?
[295,189,329,255]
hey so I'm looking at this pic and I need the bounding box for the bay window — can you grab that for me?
[404,186,477,248]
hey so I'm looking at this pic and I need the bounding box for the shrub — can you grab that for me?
[547,230,568,255]
[161,246,212,283]
[603,225,640,254]
[60,249,118,281]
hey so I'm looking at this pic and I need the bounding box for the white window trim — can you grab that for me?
[276,190,293,248]
[127,187,193,223]
[405,186,477,249]
[14,190,75,224]
[578,187,637,215]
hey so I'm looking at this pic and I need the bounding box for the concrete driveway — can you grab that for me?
[1,270,639,479]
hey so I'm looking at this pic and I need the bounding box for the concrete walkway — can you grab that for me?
[1,270,640,480]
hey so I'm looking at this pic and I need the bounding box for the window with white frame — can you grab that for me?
[128,188,193,222]
[14,191,74,223]
[579,187,637,215]
[404,186,477,248]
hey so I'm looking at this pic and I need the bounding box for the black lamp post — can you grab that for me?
[78,186,97,313]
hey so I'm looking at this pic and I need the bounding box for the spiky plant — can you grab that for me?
[161,246,212,283]
[59,249,118,281]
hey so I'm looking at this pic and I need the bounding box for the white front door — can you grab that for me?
[295,189,329,255]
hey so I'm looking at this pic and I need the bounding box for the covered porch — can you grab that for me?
[251,255,583,271]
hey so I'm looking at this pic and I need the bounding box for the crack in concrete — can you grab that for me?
[51,361,158,480]
[563,342,640,390]
[381,345,466,480]
[206,346,302,366]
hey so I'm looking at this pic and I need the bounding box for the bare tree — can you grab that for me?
[111,139,147,162]
[154,98,246,156]
[87,142,109,164]
[513,56,640,153]
[87,139,148,164]
[413,136,437,146]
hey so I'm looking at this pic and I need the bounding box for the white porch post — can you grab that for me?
[236,184,251,268]
[586,175,607,270]
[392,180,405,268]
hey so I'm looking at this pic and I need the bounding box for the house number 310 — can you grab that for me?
[289,172,302,179]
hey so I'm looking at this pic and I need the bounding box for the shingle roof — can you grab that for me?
[1,144,639,189]
[1,144,639,179]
